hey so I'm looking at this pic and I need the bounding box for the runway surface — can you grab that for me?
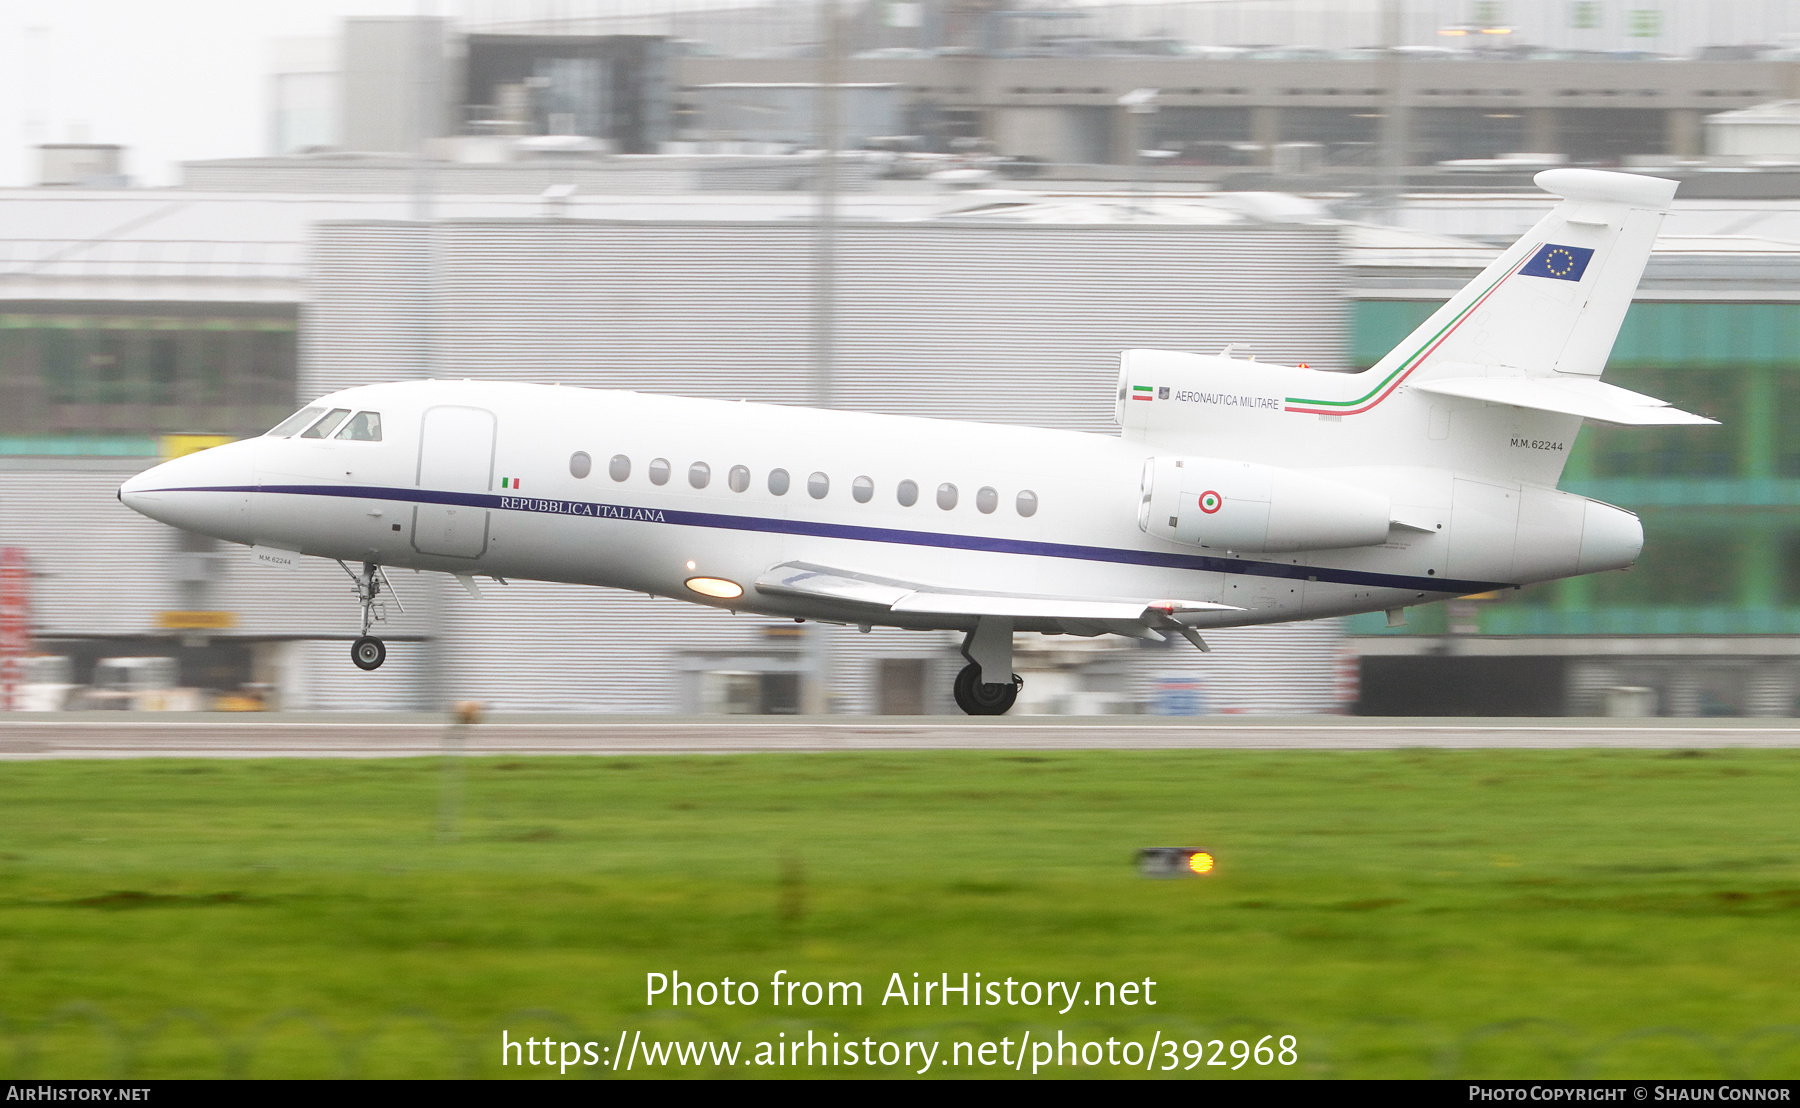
[5,714,1800,758]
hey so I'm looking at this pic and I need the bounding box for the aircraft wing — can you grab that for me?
[753,561,1241,646]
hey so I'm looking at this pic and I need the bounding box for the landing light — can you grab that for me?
[1137,847,1217,878]
[685,576,744,600]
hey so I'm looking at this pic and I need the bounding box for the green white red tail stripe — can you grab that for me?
[1282,249,1534,417]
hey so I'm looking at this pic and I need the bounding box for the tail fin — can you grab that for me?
[1375,168,1677,383]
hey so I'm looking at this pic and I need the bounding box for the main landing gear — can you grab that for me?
[953,663,1021,716]
[339,559,403,671]
[953,617,1021,716]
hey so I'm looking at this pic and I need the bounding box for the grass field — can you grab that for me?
[1,747,1798,1079]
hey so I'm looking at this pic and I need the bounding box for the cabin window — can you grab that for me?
[266,406,323,437]
[976,486,998,514]
[567,450,591,478]
[609,454,631,481]
[852,475,874,503]
[300,408,351,439]
[808,471,830,499]
[649,458,671,486]
[896,479,918,507]
[689,461,711,489]
[768,468,790,495]
[937,482,958,510]
[729,465,750,492]
[1017,490,1039,517]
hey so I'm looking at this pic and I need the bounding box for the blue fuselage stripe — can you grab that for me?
[162,483,1508,594]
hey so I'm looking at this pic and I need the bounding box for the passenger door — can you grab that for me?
[412,405,495,559]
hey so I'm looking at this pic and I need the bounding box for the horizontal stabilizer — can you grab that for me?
[1413,374,1718,427]
[755,562,1241,629]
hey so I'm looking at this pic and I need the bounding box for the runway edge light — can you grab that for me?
[1137,847,1216,878]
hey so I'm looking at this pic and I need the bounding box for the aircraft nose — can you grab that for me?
[120,439,258,543]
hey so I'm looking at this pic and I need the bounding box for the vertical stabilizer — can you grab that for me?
[1375,168,1677,383]
[1112,170,1685,488]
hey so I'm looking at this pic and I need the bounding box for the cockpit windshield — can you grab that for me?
[299,409,352,439]
[266,407,324,437]
[335,411,382,441]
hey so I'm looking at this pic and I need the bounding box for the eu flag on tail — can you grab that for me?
[1520,243,1595,282]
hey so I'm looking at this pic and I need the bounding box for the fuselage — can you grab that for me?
[119,378,1626,633]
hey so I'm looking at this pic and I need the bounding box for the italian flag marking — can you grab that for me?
[1132,384,1155,402]
[501,477,521,489]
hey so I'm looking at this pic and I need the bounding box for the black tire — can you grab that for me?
[953,662,1021,716]
[351,636,387,671]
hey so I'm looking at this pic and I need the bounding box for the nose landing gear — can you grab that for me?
[352,635,387,671]
[339,560,403,671]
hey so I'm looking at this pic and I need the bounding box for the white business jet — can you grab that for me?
[121,168,1713,714]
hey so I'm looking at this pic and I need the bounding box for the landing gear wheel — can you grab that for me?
[351,636,387,671]
[339,560,405,672]
[953,663,1021,716]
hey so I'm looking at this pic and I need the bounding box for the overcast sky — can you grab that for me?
[0,0,432,188]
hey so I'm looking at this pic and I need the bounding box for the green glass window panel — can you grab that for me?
[1610,302,1800,369]
[40,329,82,402]
[1779,533,1800,606]
[20,318,295,434]
[250,331,288,387]
[1594,527,1737,607]
[1774,372,1800,477]
[1587,366,1739,477]
[1351,302,1800,374]
[1490,580,1559,608]
[196,332,227,394]
[149,336,179,404]
[90,333,131,403]
[1348,301,1436,368]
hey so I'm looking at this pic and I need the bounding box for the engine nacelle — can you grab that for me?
[1138,456,1393,553]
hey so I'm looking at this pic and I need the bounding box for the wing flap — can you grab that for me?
[755,564,913,608]
[893,593,1155,620]
[754,561,1242,624]
[1414,374,1718,426]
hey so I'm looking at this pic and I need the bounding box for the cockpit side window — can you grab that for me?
[299,408,352,439]
[335,411,382,441]
[266,406,324,437]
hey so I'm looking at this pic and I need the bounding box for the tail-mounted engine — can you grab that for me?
[1138,456,1393,553]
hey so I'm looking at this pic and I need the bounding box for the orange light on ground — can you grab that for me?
[1136,847,1218,878]
[685,576,744,600]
